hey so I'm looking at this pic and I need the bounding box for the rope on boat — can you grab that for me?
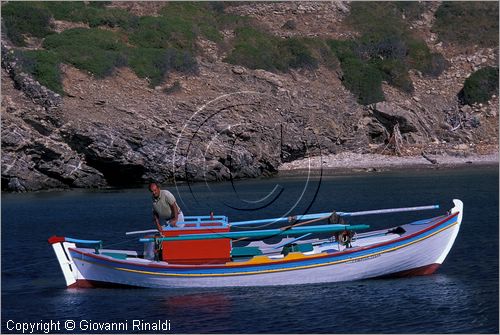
[101,236,141,249]
[229,221,285,230]
[3,258,55,273]
[280,214,332,230]
[233,214,333,242]
[5,236,142,273]
[230,210,339,231]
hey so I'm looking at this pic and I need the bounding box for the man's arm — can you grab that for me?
[169,202,179,227]
[153,210,162,232]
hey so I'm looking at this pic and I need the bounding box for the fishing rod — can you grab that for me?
[229,204,440,226]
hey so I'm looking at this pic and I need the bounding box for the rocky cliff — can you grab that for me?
[1,1,498,192]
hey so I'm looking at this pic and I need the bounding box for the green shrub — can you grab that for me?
[128,16,196,50]
[2,2,212,92]
[43,28,127,78]
[2,1,137,44]
[43,1,87,21]
[43,27,125,51]
[159,2,223,42]
[328,40,384,104]
[341,57,385,105]
[2,2,53,46]
[128,48,198,87]
[328,40,358,62]
[357,35,407,62]
[330,38,414,102]
[371,58,413,93]
[303,38,338,69]
[215,13,251,31]
[283,38,318,70]
[328,2,449,103]
[87,1,112,8]
[394,2,426,21]
[85,7,136,29]
[459,67,499,105]
[127,48,169,86]
[354,36,409,92]
[406,38,448,76]
[155,2,251,44]
[225,27,278,70]
[225,27,317,72]
[42,1,136,29]
[160,2,207,19]
[347,2,407,38]
[348,2,446,77]
[14,50,63,93]
[28,27,198,90]
[433,2,499,47]
[208,2,226,14]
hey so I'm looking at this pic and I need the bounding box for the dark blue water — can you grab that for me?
[2,167,498,333]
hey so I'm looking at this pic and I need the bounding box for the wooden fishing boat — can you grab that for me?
[48,199,463,288]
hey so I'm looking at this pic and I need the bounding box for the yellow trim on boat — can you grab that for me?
[227,255,272,265]
[224,251,328,266]
[283,252,307,260]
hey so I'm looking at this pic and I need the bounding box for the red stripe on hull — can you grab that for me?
[377,263,441,279]
[68,280,140,289]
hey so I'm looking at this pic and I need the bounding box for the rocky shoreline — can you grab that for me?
[1,3,499,193]
[279,151,499,175]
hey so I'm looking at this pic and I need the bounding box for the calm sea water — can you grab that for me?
[2,167,498,333]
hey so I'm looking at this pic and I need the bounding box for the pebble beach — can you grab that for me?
[279,151,499,174]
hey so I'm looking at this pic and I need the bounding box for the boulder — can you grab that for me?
[253,69,283,87]
[232,66,246,75]
[370,102,419,133]
[359,116,388,143]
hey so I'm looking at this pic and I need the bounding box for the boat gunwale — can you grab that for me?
[68,212,458,270]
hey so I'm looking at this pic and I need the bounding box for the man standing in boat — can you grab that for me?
[149,182,184,231]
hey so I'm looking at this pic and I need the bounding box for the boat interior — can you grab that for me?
[71,214,448,266]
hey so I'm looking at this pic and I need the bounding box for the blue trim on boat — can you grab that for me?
[410,218,435,225]
[65,238,102,245]
[170,215,229,228]
[272,233,312,249]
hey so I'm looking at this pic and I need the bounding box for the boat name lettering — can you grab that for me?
[346,254,381,264]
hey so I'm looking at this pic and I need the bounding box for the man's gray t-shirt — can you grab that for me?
[152,190,177,219]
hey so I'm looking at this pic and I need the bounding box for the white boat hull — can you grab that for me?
[50,200,463,288]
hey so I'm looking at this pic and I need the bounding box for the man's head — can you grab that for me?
[149,182,160,198]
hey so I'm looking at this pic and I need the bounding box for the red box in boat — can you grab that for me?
[160,218,231,265]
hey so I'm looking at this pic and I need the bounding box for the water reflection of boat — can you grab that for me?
[164,293,231,314]
[48,200,463,288]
